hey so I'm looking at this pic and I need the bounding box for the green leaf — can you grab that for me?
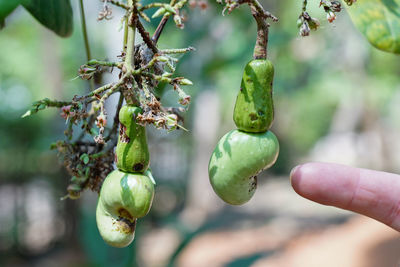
[179,78,193,85]
[22,0,73,37]
[346,0,400,54]
[0,0,22,21]
[80,153,90,165]
[163,4,176,15]
[152,7,166,18]
[37,103,47,110]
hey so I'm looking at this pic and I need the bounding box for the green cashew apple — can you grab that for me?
[208,130,279,205]
[116,105,150,173]
[233,59,274,133]
[96,169,155,247]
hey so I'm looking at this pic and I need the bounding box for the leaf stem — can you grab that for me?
[79,0,92,61]
[79,0,95,91]
[251,7,268,59]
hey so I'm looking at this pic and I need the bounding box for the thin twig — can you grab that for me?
[123,15,129,51]
[302,0,307,12]
[152,16,169,43]
[87,60,122,68]
[151,0,178,43]
[79,0,95,91]
[136,18,159,54]
[138,2,165,11]
[105,0,130,9]
[247,0,278,21]
[72,83,114,105]
[104,93,124,142]
[160,47,196,54]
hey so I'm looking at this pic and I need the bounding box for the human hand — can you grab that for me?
[290,162,400,232]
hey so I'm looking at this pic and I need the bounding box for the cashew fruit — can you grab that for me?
[116,105,150,173]
[233,59,274,133]
[96,169,154,247]
[208,130,279,205]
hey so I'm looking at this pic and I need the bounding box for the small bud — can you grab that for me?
[302,11,311,20]
[174,15,184,29]
[308,18,320,31]
[166,114,178,131]
[326,11,336,23]
[96,113,107,128]
[179,78,193,86]
[179,95,191,105]
[61,105,75,120]
[21,110,32,118]
[162,72,173,77]
[67,184,82,199]
[78,65,97,80]
[299,21,310,37]
[330,1,341,12]
[94,134,105,145]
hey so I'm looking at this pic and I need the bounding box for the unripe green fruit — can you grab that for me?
[233,60,274,133]
[96,169,155,247]
[116,105,150,173]
[208,130,279,205]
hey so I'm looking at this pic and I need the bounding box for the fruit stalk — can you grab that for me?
[251,7,268,60]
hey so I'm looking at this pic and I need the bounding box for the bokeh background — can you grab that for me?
[1,0,400,266]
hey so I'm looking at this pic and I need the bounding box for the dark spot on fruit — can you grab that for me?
[258,110,264,116]
[249,113,258,121]
[249,176,257,193]
[133,163,144,172]
[246,78,253,83]
[118,208,133,220]
[240,87,243,91]
[116,217,137,234]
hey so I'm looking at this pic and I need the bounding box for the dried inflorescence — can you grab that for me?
[23,0,195,198]
[52,140,115,198]
[297,0,357,37]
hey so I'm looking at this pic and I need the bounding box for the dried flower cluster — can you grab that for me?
[23,0,195,198]
[297,0,357,37]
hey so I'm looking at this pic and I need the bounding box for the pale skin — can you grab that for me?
[290,162,400,232]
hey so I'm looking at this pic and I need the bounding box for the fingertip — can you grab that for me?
[289,162,333,202]
[289,164,301,190]
[290,162,316,194]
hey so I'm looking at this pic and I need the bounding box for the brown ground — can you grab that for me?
[177,216,400,267]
